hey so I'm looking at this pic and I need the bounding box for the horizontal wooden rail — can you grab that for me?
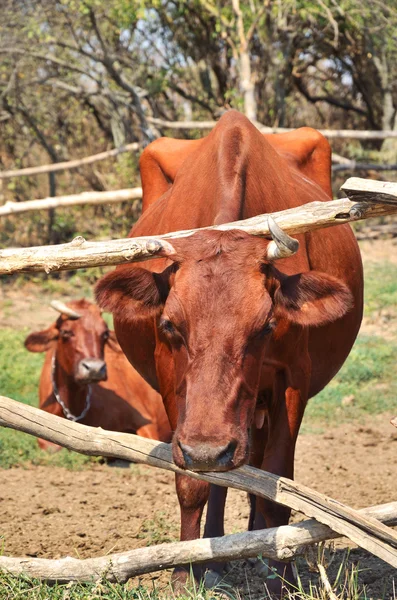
[0,188,142,217]
[0,501,395,584]
[0,143,140,180]
[1,192,396,275]
[333,163,397,173]
[0,395,397,569]
[147,116,397,140]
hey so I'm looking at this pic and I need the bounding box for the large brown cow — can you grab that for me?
[95,111,363,593]
[25,299,171,450]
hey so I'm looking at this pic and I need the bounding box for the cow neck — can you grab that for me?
[51,353,91,422]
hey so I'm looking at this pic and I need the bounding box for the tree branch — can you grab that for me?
[293,74,367,116]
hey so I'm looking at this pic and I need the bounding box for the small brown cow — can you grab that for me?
[24,299,171,450]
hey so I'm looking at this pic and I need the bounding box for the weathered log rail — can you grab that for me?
[0,188,142,217]
[0,143,140,180]
[1,178,396,275]
[0,500,395,584]
[147,116,397,140]
[333,162,397,173]
[0,395,397,574]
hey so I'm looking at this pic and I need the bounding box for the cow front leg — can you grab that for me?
[257,387,307,597]
[200,484,229,587]
[172,473,211,589]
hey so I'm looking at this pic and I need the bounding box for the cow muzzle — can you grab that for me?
[75,358,107,384]
[175,439,238,472]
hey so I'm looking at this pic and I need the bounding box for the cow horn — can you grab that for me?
[50,300,81,319]
[266,217,299,260]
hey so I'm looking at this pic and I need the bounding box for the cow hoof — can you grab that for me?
[171,567,192,593]
[203,569,224,589]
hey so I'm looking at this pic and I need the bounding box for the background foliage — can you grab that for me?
[1,1,397,216]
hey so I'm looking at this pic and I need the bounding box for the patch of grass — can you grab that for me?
[363,261,397,315]
[303,260,397,431]
[0,571,233,600]
[0,328,95,469]
[304,334,397,430]
[137,511,179,545]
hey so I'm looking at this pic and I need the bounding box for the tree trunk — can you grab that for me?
[240,50,257,121]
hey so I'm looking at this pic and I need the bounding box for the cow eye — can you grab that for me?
[159,318,175,336]
[257,321,276,338]
[102,330,110,340]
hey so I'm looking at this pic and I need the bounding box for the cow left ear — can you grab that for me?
[95,264,174,323]
[24,326,59,352]
[274,271,353,327]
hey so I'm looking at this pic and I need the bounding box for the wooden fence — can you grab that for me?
[0,395,396,583]
[1,178,397,275]
[0,176,396,584]
[147,116,397,140]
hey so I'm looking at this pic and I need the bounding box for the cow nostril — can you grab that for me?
[81,361,90,372]
[217,440,237,466]
[98,363,107,375]
[178,441,194,466]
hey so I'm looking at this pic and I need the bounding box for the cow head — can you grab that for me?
[25,299,120,384]
[95,227,353,472]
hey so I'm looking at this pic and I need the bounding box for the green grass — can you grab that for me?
[0,571,231,600]
[137,512,179,546]
[363,261,397,315]
[304,334,397,429]
[0,554,390,600]
[302,259,397,431]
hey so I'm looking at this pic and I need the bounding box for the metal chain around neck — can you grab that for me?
[51,354,91,422]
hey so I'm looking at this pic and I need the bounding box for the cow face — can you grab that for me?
[25,299,119,385]
[96,231,353,471]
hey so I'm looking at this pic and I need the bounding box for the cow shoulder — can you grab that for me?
[139,137,202,212]
[264,127,332,198]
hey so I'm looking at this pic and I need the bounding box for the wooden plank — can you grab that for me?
[0,188,142,217]
[1,196,397,275]
[341,177,397,205]
[0,502,395,584]
[0,395,396,568]
[0,143,140,180]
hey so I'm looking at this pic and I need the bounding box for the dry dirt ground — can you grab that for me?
[1,415,396,598]
[1,239,397,598]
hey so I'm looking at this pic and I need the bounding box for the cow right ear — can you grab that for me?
[95,266,172,323]
[24,326,58,353]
